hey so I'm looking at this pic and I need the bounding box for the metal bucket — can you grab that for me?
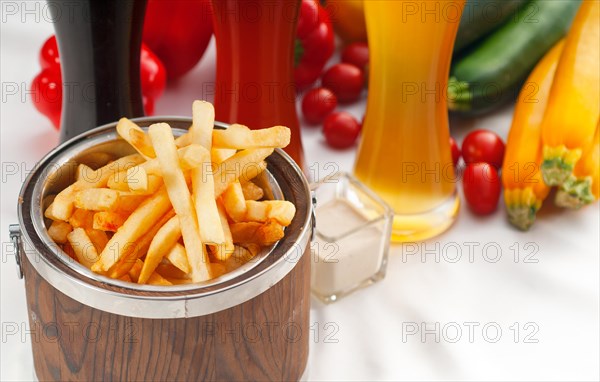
[10,117,313,381]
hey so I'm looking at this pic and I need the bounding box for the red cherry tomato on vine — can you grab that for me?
[31,35,165,129]
[294,0,335,90]
[321,63,364,103]
[463,162,501,215]
[31,67,62,129]
[39,35,60,69]
[341,42,369,72]
[450,136,461,167]
[462,130,505,169]
[323,112,361,149]
[297,0,320,39]
[302,87,337,125]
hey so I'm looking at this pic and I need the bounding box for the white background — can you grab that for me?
[1,3,599,381]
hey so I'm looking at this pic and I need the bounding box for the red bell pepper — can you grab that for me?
[295,0,335,90]
[143,0,213,80]
[31,35,166,129]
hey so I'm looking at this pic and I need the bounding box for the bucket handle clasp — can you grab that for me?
[310,192,317,242]
[9,224,24,279]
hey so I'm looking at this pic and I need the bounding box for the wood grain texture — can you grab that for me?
[23,245,310,382]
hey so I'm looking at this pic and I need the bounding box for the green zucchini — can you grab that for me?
[448,0,581,115]
[454,0,529,54]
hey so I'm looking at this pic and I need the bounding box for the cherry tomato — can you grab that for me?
[294,1,335,89]
[462,162,501,215]
[295,64,323,92]
[302,87,337,125]
[450,136,461,167]
[321,63,364,103]
[323,112,361,149]
[39,35,60,69]
[140,43,167,100]
[32,35,165,129]
[341,42,369,71]
[462,129,505,169]
[31,67,62,129]
[297,0,320,39]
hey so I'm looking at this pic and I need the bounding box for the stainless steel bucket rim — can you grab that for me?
[16,116,313,318]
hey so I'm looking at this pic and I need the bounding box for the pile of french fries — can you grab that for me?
[45,101,296,285]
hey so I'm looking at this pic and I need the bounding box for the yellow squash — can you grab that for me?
[555,122,600,208]
[540,0,600,186]
[503,40,565,230]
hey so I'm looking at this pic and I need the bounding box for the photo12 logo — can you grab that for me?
[401,241,540,264]
[402,321,540,344]
[1,319,340,345]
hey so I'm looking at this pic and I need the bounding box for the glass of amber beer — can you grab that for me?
[354,0,465,242]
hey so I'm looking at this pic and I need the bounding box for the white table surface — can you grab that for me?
[1,7,598,381]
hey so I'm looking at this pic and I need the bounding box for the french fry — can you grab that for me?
[114,194,148,215]
[222,182,247,222]
[68,209,94,229]
[110,167,159,194]
[212,199,235,261]
[140,175,163,195]
[190,101,225,245]
[211,148,236,164]
[176,123,247,150]
[118,274,132,283]
[148,123,212,282]
[156,261,190,280]
[93,211,127,232]
[213,124,291,149]
[210,263,227,278]
[81,152,115,169]
[175,131,192,148]
[213,149,273,197]
[241,181,264,201]
[62,242,77,261]
[107,210,175,278]
[147,272,173,286]
[249,162,272,199]
[139,215,182,284]
[164,277,193,285]
[191,100,214,148]
[107,171,130,191]
[165,242,191,274]
[126,166,148,192]
[229,220,284,246]
[45,154,144,221]
[74,188,120,211]
[76,164,94,181]
[245,200,296,226]
[93,186,172,272]
[116,118,156,159]
[86,229,109,252]
[67,228,99,268]
[137,144,208,175]
[47,220,73,243]
[128,259,143,282]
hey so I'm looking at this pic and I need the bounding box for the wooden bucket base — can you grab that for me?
[23,246,310,382]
